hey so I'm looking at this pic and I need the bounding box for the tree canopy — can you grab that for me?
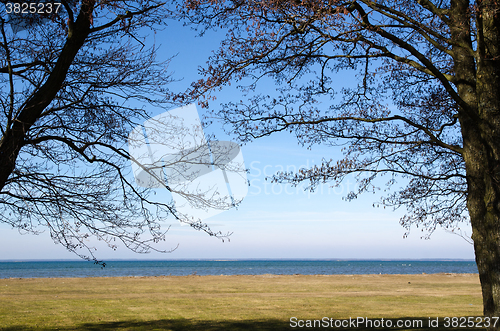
[0,0,231,263]
[177,0,500,318]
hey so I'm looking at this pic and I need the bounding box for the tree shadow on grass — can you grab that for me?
[0,317,489,330]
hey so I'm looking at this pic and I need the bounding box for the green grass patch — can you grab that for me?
[0,274,484,330]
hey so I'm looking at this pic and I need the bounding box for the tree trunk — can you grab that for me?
[472,0,500,321]
[464,133,500,319]
[453,0,500,322]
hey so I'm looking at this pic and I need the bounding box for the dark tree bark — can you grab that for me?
[461,0,500,316]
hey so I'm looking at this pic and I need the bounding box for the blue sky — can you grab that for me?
[0,17,475,261]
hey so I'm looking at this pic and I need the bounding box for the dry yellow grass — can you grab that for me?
[0,273,484,330]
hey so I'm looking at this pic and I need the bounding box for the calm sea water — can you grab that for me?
[0,260,477,278]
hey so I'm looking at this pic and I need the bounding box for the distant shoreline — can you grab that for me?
[1,272,480,280]
[0,258,476,262]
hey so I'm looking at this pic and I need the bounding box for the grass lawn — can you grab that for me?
[0,273,485,330]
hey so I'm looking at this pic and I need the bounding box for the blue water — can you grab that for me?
[0,260,477,278]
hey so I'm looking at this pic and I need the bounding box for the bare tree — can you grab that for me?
[0,0,240,263]
[177,0,500,320]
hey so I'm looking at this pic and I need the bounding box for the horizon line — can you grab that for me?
[0,258,476,262]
